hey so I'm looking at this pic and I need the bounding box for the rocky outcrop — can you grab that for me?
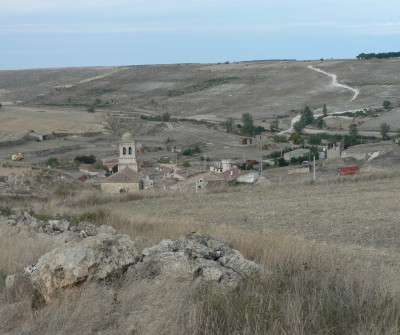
[26,233,139,303]
[127,232,262,289]
[2,208,263,303]
[0,210,108,240]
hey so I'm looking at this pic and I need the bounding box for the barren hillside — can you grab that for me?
[1,59,399,121]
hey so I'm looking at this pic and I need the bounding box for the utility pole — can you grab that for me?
[313,155,316,181]
[259,135,263,177]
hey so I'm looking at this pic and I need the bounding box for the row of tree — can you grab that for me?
[356,52,400,60]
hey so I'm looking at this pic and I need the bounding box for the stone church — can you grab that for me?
[101,132,143,194]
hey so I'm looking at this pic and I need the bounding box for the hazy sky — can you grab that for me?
[1,0,400,69]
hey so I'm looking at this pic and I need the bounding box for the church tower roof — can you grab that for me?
[121,132,134,142]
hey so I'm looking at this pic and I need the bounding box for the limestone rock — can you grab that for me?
[77,222,98,236]
[27,234,139,302]
[127,232,262,289]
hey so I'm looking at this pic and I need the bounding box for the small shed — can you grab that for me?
[239,137,253,145]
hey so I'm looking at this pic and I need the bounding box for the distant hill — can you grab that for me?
[0,59,399,123]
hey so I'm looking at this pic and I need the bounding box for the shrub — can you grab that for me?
[87,104,95,113]
[46,157,59,167]
[55,183,69,197]
[74,155,96,164]
[383,100,392,109]
[94,162,108,171]
[182,161,191,167]
[0,206,14,217]
[71,210,106,226]
[271,135,288,143]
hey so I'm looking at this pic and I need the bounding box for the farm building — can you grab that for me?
[209,159,233,173]
[284,149,310,161]
[237,171,259,183]
[79,164,95,173]
[239,137,253,145]
[69,171,87,182]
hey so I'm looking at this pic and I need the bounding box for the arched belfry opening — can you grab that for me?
[118,132,138,172]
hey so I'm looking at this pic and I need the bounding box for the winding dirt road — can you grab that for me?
[279,65,360,135]
[307,65,359,101]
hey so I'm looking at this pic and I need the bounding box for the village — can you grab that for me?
[63,129,356,195]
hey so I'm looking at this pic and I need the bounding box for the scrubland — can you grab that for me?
[1,171,400,334]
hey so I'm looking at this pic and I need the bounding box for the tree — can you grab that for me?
[315,116,325,129]
[270,119,279,132]
[382,101,392,110]
[224,118,234,133]
[293,121,305,134]
[277,157,289,167]
[254,125,266,135]
[241,113,254,136]
[322,104,328,117]
[161,112,171,122]
[46,157,59,167]
[349,123,358,138]
[308,134,322,145]
[289,131,304,145]
[380,122,390,140]
[300,105,315,126]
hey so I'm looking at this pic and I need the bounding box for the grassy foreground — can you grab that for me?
[1,173,400,334]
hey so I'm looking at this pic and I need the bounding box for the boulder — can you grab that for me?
[77,221,98,236]
[48,219,70,232]
[27,233,139,302]
[127,232,262,289]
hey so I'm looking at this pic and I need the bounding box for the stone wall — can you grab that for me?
[101,181,142,194]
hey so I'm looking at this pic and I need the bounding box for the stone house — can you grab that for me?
[101,167,143,194]
[209,159,233,173]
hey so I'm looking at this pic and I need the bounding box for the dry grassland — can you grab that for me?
[2,173,400,334]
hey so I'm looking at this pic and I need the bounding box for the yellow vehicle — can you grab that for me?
[11,153,24,161]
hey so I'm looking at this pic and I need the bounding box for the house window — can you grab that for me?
[123,147,126,155]
[129,147,132,155]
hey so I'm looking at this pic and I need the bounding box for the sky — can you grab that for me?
[1,0,400,70]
